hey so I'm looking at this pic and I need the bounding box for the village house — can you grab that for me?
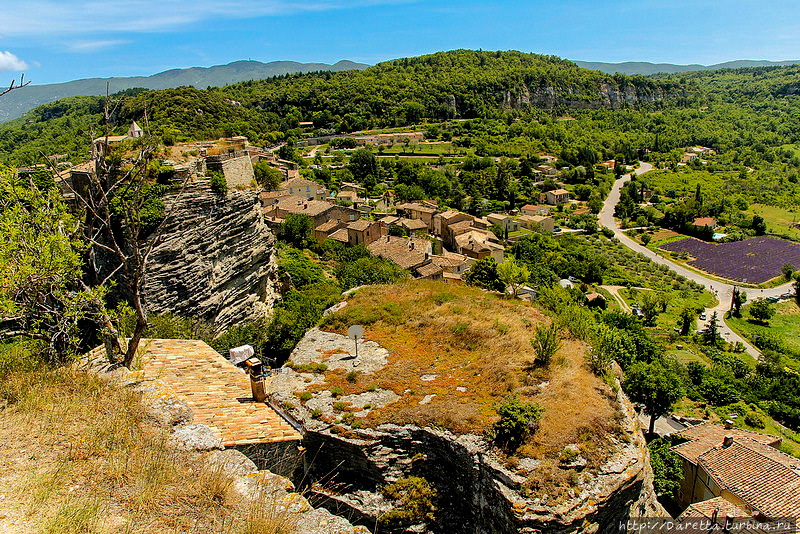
[486,213,520,233]
[545,188,570,205]
[314,220,344,244]
[354,131,425,146]
[693,217,718,230]
[670,422,800,518]
[399,218,429,235]
[263,196,359,228]
[280,177,328,201]
[538,164,557,176]
[396,202,438,231]
[414,262,444,281]
[539,155,558,165]
[520,204,550,216]
[91,121,144,158]
[433,209,474,237]
[367,236,432,271]
[430,251,469,283]
[347,219,385,247]
[454,230,505,263]
[336,190,359,205]
[517,214,554,233]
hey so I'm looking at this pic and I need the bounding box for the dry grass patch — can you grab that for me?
[317,280,622,464]
[0,358,297,534]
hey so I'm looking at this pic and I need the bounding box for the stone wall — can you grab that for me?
[143,179,280,333]
[221,155,256,189]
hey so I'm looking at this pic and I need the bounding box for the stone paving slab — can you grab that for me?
[87,339,301,446]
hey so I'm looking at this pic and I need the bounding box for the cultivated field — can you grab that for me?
[659,236,800,284]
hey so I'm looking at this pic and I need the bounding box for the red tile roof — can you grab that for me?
[671,422,780,464]
[698,437,800,518]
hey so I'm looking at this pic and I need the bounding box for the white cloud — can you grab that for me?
[0,50,29,71]
[67,40,131,52]
[0,0,414,37]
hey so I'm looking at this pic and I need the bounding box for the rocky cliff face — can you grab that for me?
[502,82,671,110]
[272,326,665,534]
[143,179,279,332]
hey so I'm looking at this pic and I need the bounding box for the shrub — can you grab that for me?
[311,409,323,419]
[648,438,683,497]
[380,477,437,526]
[209,171,227,194]
[530,322,562,367]
[744,411,766,429]
[345,371,359,383]
[489,395,543,449]
[330,386,343,398]
[298,392,312,402]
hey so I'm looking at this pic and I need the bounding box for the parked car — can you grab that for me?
[699,311,707,320]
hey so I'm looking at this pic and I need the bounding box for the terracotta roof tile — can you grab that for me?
[86,339,300,447]
[698,437,800,518]
[671,422,780,463]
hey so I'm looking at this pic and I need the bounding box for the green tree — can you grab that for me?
[463,258,505,292]
[703,311,720,346]
[348,148,379,187]
[751,214,767,236]
[0,166,98,358]
[497,255,530,297]
[623,360,684,435]
[678,306,695,336]
[749,298,775,324]
[794,273,800,304]
[640,291,666,327]
[782,263,795,280]
[648,438,683,497]
[278,213,314,248]
[253,161,283,191]
[334,256,406,290]
[730,287,747,317]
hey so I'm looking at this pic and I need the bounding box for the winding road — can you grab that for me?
[599,162,795,359]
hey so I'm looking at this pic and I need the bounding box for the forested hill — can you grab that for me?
[0,59,369,123]
[0,50,682,165]
[575,59,800,75]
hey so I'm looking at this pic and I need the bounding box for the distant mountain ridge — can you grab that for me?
[574,59,800,75]
[0,59,370,122]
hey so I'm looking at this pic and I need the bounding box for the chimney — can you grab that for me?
[724,419,734,429]
[723,435,734,448]
[243,357,267,402]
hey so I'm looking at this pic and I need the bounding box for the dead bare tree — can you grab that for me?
[0,73,30,98]
[60,89,188,367]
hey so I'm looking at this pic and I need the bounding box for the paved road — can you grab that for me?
[599,163,795,360]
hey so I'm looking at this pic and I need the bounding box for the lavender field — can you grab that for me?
[659,236,800,283]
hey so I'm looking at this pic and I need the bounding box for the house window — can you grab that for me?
[306,186,310,192]
[350,215,355,221]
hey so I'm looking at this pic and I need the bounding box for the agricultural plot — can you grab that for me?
[659,236,800,284]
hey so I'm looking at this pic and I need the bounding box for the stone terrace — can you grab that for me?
[87,339,301,446]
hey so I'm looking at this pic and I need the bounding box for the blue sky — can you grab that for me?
[1,0,799,86]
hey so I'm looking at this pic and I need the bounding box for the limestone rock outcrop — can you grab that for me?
[143,179,280,332]
[272,324,666,533]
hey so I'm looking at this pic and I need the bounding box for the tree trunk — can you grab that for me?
[649,414,657,435]
[123,318,146,368]
[122,290,147,368]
